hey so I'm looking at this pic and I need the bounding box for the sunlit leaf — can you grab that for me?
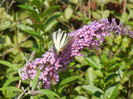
[0,60,17,70]
[121,12,129,23]
[45,20,58,32]
[44,13,63,31]
[40,89,59,98]
[20,40,33,48]
[85,57,101,69]
[85,67,97,85]
[43,5,61,17]
[32,70,40,90]
[105,83,119,99]
[102,10,110,19]
[64,7,73,21]
[0,21,11,31]
[92,11,101,20]
[20,29,44,41]
[105,74,118,83]
[82,85,103,98]
[59,75,80,87]
[0,86,22,92]
[69,0,78,4]
[101,52,108,64]
[18,4,34,11]
[108,63,121,70]
[17,4,37,13]
[73,96,88,99]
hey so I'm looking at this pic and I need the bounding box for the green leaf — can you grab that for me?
[58,84,67,94]
[0,60,17,70]
[73,96,88,99]
[30,96,34,99]
[105,74,118,83]
[32,24,44,31]
[105,83,119,99]
[102,10,110,18]
[0,21,11,31]
[75,56,88,66]
[101,52,108,63]
[31,12,40,22]
[121,12,129,23]
[64,7,73,20]
[31,0,42,8]
[114,35,122,45]
[3,77,21,87]
[32,70,40,90]
[20,40,33,48]
[44,13,63,31]
[85,57,101,69]
[108,63,121,70]
[85,67,97,85]
[105,36,113,46]
[82,85,103,98]
[59,75,80,87]
[95,0,111,5]
[45,20,58,32]
[0,86,22,92]
[92,11,101,20]
[17,24,33,30]
[43,5,61,17]
[17,4,36,12]
[91,56,102,69]
[93,69,103,77]
[40,89,59,98]
[121,37,130,52]
[69,0,78,4]
[21,29,44,41]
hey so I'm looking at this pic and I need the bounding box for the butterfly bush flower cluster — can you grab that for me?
[21,50,61,89]
[21,18,133,89]
[68,18,133,56]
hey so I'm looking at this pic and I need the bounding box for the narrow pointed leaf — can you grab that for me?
[0,60,17,70]
[105,74,118,83]
[3,77,21,87]
[40,89,59,98]
[105,82,119,99]
[32,70,40,90]
[43,5,61,17]
[17,4,35,12]
[59,75,80,87]
[44,13,63,30]
[108,63,121,70]
[82,85,103,98]
[85,58,100,69]
[101,52,108,63]
[21,29,44,41]
[0,86,22,92]
[31,0,41,8]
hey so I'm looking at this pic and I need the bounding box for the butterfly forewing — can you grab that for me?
[51,29,72,54]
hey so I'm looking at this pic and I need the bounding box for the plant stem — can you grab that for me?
[88,0,91,19]
[44,31,48,50]
[101,1,104,19]
[123,0,127,13]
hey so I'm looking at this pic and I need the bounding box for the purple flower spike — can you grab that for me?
[21,18,133,89]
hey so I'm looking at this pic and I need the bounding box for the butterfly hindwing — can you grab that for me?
[51,29,72,54]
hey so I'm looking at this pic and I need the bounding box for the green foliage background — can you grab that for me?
[0,0,133,99]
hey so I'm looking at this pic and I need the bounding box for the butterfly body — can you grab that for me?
[51,29,72,54]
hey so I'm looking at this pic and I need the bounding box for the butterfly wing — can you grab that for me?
[51,29,72,54]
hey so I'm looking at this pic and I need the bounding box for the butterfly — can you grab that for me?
[51,29,73,54]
